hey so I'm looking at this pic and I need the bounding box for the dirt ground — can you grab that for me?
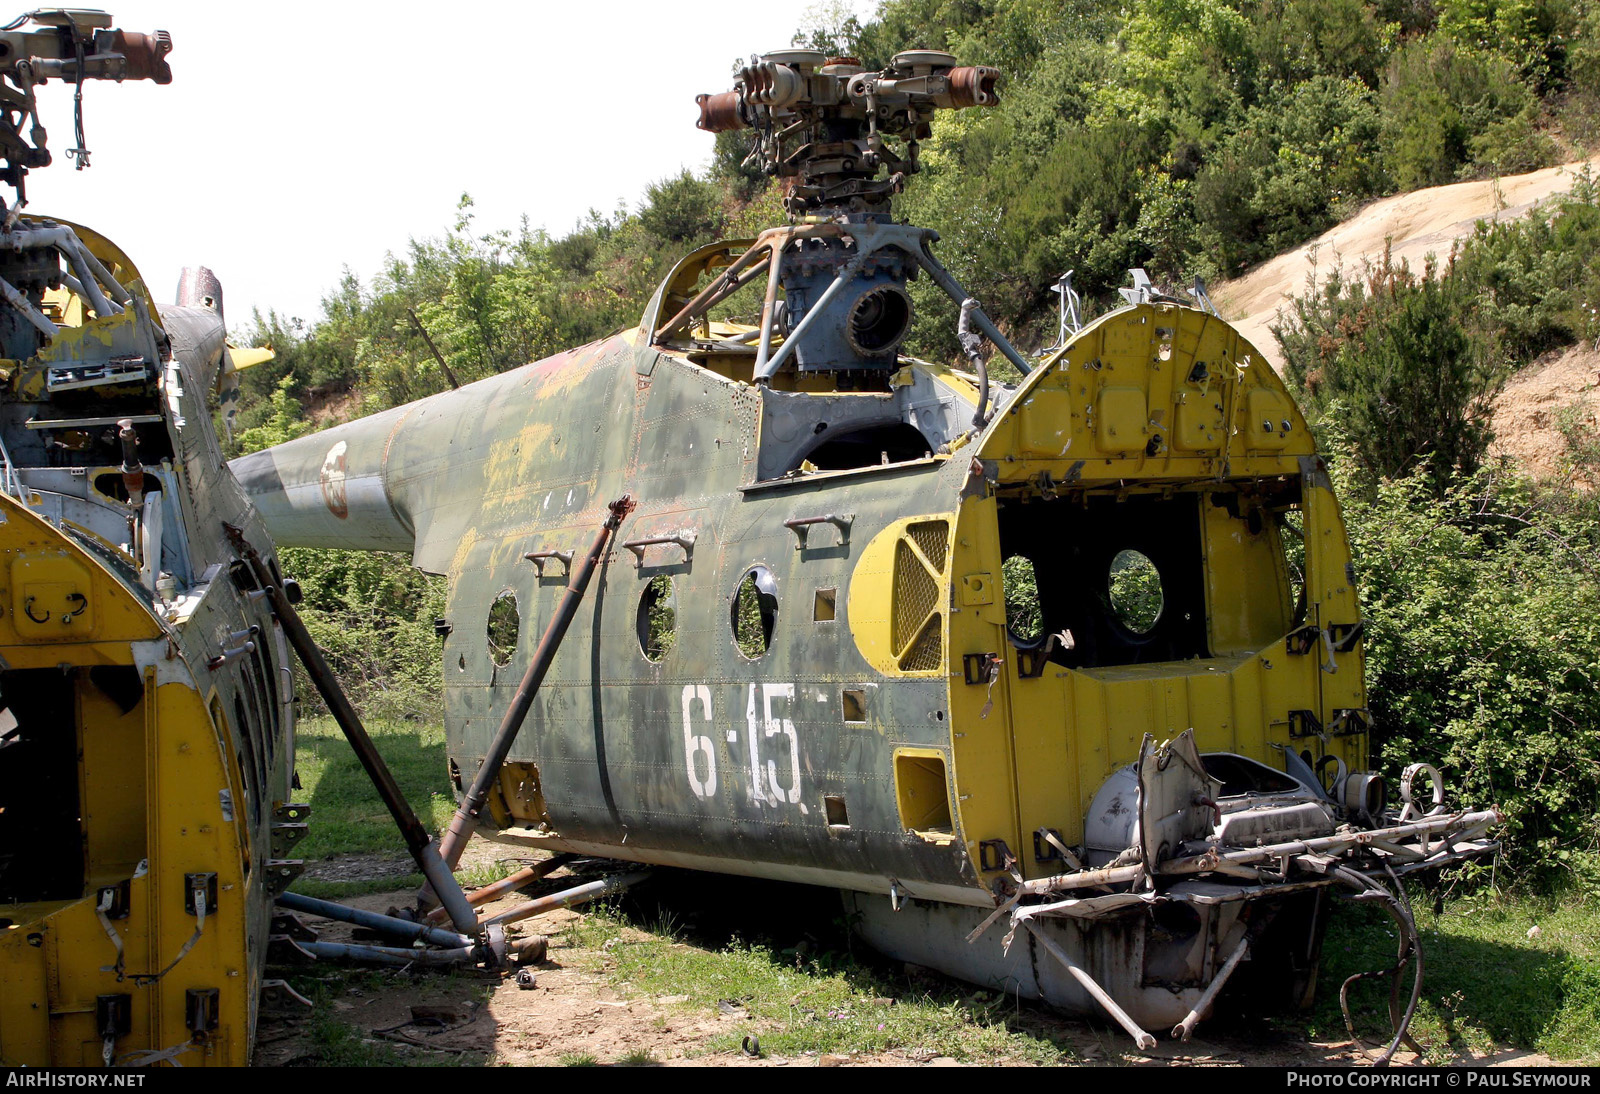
[256,850,1556,1068]
[1488,342,1600,483]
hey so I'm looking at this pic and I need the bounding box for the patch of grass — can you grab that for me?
[289,874,426,901]
[618,1048,658,1065]
[456,860,519,889]
[560,902,626,951]
[1310,885,1600,1063]
[293,716,455,860]
[570,907,1077,1064]
[558,1052,598,1066]
[301,1014,483,1066]
[304,1015,420,1066]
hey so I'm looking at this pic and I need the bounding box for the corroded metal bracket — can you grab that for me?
[523,548,574,577]
[1015,647,1051,679]
[623,531,696,563]
[784,512,852,550]
[262,860,304,896]
[962,651,1000,685]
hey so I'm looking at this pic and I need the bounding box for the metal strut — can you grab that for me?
[223,523,482,938]
[435,495,636,873]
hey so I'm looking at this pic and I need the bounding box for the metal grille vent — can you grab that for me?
[907,520,949,572]
[892,520,948,672]
[899,617,943,672]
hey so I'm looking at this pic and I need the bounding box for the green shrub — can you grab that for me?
[1341,466,1600,883]
[1277,251,1501,486]
[1380,37,1540,187]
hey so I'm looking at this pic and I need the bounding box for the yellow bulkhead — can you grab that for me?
[0,493,254,1066]
[854,303,1369,889]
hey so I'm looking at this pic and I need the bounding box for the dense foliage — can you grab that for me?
[225,0,1599,881]
[1342,467,1600,886]
[1276,181,1600,881]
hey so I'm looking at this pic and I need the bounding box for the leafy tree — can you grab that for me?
[233,376,311,454]
[638,171,726,244]
[1380,37,1546,187]
[1277,251,1501,487]
[1450,172,1600,361]
[1253,0,1388,89]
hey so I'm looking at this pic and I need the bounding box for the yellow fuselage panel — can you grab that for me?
[926,303,1369,884]
[0,496,161,646]
[0,496,254,1065]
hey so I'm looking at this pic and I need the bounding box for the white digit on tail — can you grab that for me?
[745,684,774,805]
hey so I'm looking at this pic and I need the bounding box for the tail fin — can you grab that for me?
[167,266,273,440]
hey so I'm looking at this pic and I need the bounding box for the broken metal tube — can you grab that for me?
[0,276,56,337]
[753,228,795,376]
[69,237,130,307]
[482,871,652,929]
[423,853,580,926]
[1021,919,1157,1050]
[1172,931,1251,1041]
[1020,861,1146,896]
[275,891,474,949]
[957,297,991,427]
[1161,809,1502,878]
[655,235,774,341]
[1,227,118,316]
[913,238,1033,377]
[295,940,478,968]
[1021,808,1501,896]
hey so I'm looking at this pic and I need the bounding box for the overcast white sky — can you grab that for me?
[23,1,871,330]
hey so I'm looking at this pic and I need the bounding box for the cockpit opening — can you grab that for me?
[999,491,1209,669]
[997,483,1300,670]
[798,422,932,472]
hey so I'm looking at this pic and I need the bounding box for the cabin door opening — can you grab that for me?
[0,669,84,903]
[996,491,1210,671]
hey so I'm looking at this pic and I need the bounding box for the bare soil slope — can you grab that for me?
[1489,341,1600,483]
[1214,155,1600,372]
[1211,154,1600,483]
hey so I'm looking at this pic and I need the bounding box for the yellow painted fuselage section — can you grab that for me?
[0,224,293,1067]
[851,302,1367,888]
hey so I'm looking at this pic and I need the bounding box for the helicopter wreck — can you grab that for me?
[0,11,304,1066]
[233,48,1500,1058]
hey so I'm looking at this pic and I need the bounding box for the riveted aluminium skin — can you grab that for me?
[436,493,635,869]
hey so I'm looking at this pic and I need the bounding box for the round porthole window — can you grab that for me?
[731,566,778,658]
[1002,554,1042,645]
[487,592,519,666]
[637,575,676,662]
[1108,550,1162,634]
